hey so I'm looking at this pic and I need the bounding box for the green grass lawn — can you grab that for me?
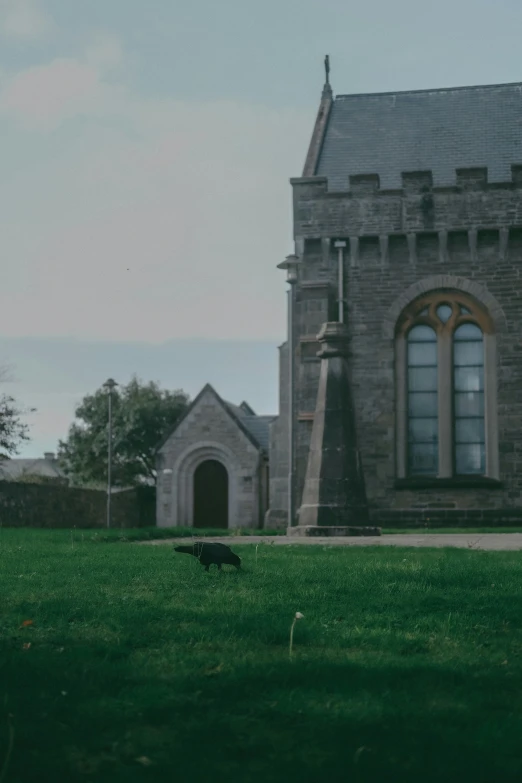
[1,530,522,782]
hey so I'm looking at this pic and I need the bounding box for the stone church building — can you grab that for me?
[157,72,522,530]
[156,384,274,528]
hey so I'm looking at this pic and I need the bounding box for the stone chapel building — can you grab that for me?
[157,73,522,530]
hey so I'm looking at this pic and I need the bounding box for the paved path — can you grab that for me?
[140,533,522,551]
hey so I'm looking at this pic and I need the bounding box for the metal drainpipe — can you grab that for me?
[288,284,296,528]
[103,377,118,529]
[277,253,301,530]
[107,389,113,528]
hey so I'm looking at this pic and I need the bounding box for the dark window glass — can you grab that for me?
[453,324,485,475]
[407,325,438,475]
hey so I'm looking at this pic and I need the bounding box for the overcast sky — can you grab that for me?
[1,0,521,457]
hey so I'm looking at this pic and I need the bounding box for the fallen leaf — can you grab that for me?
[20,620,33,628]
[135,756,153,767]
[204,663,223,676]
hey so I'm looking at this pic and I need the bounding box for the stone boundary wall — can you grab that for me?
[0,482,156,528]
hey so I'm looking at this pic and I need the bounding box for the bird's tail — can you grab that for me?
[174,545,194,555]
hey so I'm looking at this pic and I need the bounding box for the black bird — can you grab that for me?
[174,541,242,572]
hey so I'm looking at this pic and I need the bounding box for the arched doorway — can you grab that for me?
[193,459,228,528]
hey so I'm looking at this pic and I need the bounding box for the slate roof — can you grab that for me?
[156,384,276,456]
[0,455,66,481]
[224,401,275,452]
[241,416,275,453]
[316,82,522,190]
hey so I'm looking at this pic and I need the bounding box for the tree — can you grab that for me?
[58,376,189,487]
[0,366,35,461]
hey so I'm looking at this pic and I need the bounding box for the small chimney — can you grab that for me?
[44,452,55,461]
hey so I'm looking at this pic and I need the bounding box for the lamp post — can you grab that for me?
[103,378,118,528]
[277,253,301,529]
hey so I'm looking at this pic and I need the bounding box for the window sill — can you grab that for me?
[395,477,503,490]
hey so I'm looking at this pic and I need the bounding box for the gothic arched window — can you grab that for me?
[396,291,498,481]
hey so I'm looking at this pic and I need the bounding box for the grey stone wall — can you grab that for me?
[157,388,264,528]
[266,341,289,528]
[0,482,155,528]
[289,168,522,521]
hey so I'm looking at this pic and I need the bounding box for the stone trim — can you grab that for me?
[166,441,240,528]
[299,280,332,290]
[290,176,328,188]
[371,507,518,527]
[383,274,507,339]
[302,86,333,177]
[395,477,502,490]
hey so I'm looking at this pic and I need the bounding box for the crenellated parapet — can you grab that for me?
[291,166,522,238]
